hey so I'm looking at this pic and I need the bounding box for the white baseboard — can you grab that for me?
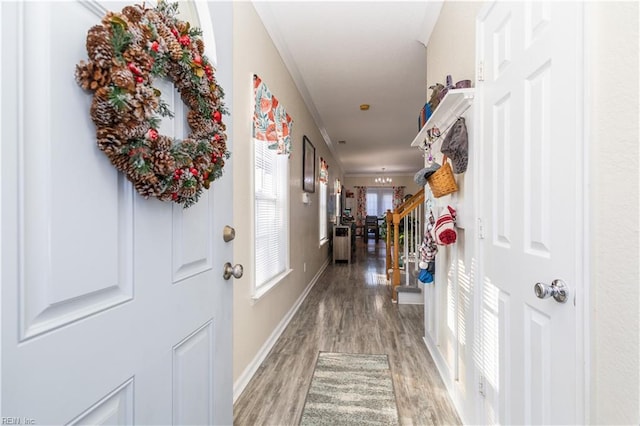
[423,335,469,425]
[233,258,330,403]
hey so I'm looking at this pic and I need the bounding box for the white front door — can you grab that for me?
[476,2,585,424]
[1,1,234,424]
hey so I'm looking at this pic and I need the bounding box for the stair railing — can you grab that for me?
[385,189,425,300]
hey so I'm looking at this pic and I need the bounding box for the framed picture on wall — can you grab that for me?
[302,135,315,193]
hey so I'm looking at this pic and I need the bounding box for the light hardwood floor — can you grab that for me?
[233,238,462,426]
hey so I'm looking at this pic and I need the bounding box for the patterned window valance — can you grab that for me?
[319,157,329,184]
[253,74,293,157]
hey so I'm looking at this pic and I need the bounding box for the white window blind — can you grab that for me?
[319,182,327,242]
[254,139,289,288]
[366,192,378,215]
[366,188,393,216]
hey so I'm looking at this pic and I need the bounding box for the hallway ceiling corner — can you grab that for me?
[253,1,442,177]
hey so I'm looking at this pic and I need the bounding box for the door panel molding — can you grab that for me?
[68,377,135,426]
[492,92,512,248]
[523,305,551,425]
[18,2,134,341]
[172,192,214,284]
[172,320,216,425]
[523,60,552,257]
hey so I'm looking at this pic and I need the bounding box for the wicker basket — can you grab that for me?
[427,156,458,198]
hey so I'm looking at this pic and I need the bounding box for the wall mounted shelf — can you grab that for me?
[410,88,475,148]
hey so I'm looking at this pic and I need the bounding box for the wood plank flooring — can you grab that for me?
[233,238,462,426]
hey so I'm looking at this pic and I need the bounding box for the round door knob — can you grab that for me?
[223,262,243,280]
[534,279,568,304]
[534,282,553,299]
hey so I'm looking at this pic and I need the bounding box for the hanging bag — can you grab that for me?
[440,117,469,173]
[427,155,458,198]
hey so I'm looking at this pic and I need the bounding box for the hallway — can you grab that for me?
[233,238,461,425]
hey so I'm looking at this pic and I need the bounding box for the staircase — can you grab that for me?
[385,189,425,302]
[396,285,423,304]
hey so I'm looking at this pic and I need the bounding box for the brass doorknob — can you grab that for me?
[223,262,243,280]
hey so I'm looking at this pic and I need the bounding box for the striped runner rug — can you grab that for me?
[300,352,399,425]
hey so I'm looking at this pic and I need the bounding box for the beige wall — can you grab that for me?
[232,2,342,385]
[426,2,482,97]
[587,2,639,424]
[423,2,483,421]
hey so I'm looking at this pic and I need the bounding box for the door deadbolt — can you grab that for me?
[223,226,236,242]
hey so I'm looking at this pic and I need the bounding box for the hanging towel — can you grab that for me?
[419,209,438,262]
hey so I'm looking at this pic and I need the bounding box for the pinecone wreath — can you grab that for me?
[75,1,229,208]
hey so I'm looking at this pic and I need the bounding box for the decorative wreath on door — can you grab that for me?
[75,1,229,208]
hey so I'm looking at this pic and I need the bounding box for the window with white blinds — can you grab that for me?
[366,188,394,216]
[319,182,328,243]
[254,139,289,289]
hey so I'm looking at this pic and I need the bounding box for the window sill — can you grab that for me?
[319,238,329,248]
[251,268,293,302]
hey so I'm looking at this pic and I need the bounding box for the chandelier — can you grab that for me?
[374,168,392,184]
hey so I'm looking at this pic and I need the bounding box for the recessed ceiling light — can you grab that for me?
[359,104,370,111]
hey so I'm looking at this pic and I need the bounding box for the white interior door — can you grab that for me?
[476,2,584,424]
[1,1,234,424]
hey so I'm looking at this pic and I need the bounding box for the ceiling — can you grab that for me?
[253,1,443,177]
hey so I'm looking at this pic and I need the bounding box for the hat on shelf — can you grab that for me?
[413,162,441,186]
[441,117,469,174]
[435,205,457,245]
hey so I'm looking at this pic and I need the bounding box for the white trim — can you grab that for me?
[192,1,217,66]
[473,4,489,424]
[251,268,293,302]
[233,258,330,403]
[472,0,496,423]
[579,3,592,423]
[423,336,468,425]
